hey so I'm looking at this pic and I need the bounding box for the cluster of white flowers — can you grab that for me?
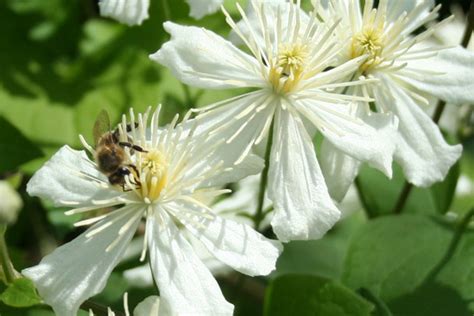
[23,0,473,315]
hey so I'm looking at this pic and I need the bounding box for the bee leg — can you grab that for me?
[126,123,139,132]
[127,164,142,188]
[119,142,148,153]
[113,123,139,138]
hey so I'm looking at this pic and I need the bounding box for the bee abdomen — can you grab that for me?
[108,167,131,186]
[97,149,123,173]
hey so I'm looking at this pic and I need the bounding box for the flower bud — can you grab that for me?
[0,181,22,224]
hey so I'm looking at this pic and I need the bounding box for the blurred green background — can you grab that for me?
[0,0,473,315]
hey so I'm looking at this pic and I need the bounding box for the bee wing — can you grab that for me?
[93,110,111,145]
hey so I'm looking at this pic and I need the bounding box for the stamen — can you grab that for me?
[79,135,95,155]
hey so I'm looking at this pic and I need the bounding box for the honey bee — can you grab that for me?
[93,110,145,187]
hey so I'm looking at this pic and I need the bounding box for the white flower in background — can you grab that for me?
[212,174,271,226]
[98,0,149,26]
[431,6,474,50]
[22,107,281,316]
[151,0,399,241]
[186,0,223,19]
[0,181,22,225]
[89,293,164,316]
[426,6,474,134]
[318,0,474,193]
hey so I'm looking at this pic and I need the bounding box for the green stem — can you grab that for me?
[426,208,474,281]
[183,84,193,108]
[461,2,474,49]
[391,7,474,215]
[254,119,275,231]
[160,0,171,21]
[354,177,377,218]
[391,182,414,215]
[0,225,16,284]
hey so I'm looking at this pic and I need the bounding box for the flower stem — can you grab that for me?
[391,182,414,215]
[461,2,474,49]
[254,119,275,231]
[0,225,16,284]
[160,0,171,21]
[392,7,474,215]
[354,177,377,218]
[426,208,474,281]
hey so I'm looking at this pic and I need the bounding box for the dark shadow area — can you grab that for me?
[389,281,472,316]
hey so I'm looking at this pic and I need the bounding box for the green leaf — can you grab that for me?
[0,278,41,308]
[342,214,474,316]
[0,116,43,173]
[264,274,374,316]
[356,163,459,217]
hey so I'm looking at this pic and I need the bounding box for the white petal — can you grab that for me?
[150,22,263,89]
[186,93,274,188]
[296,99,398,177]
[212,173,272,224]
[229,0,309,49]
[375,77,462,187]
[186,0,223,19]
[123,265,153,288]
[319,139,361,202]
[26,145,122,207]
[147,211,234,315]
[168,201,282,276]
[268,108,341,242]
[22,207,142,316]
[386,0,435,25]
[399,46,474,105]
[134,296,165,316]
[99,0,149,26]
[185,232,231,276]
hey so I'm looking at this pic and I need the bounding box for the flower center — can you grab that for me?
[351,24,385,72]
[269,42,308,94]
[137,149,168,202]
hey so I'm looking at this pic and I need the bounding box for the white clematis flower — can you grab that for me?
[98,0,150,26]
[320,0,471,188]
[151,1,399,241]
[22,107,282,316]
[186,0,223,19]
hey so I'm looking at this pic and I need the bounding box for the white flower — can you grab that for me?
[98,0,149,26]
[186,0,223,19]
[0,181,22,224]
[89,293,164,316]
[22,107,282,316]
[319,0,472,189]
[151,0,399,241]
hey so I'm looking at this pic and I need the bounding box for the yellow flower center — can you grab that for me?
[138,149,168,202]
[269,42,308,94]
[351,25,385,72]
